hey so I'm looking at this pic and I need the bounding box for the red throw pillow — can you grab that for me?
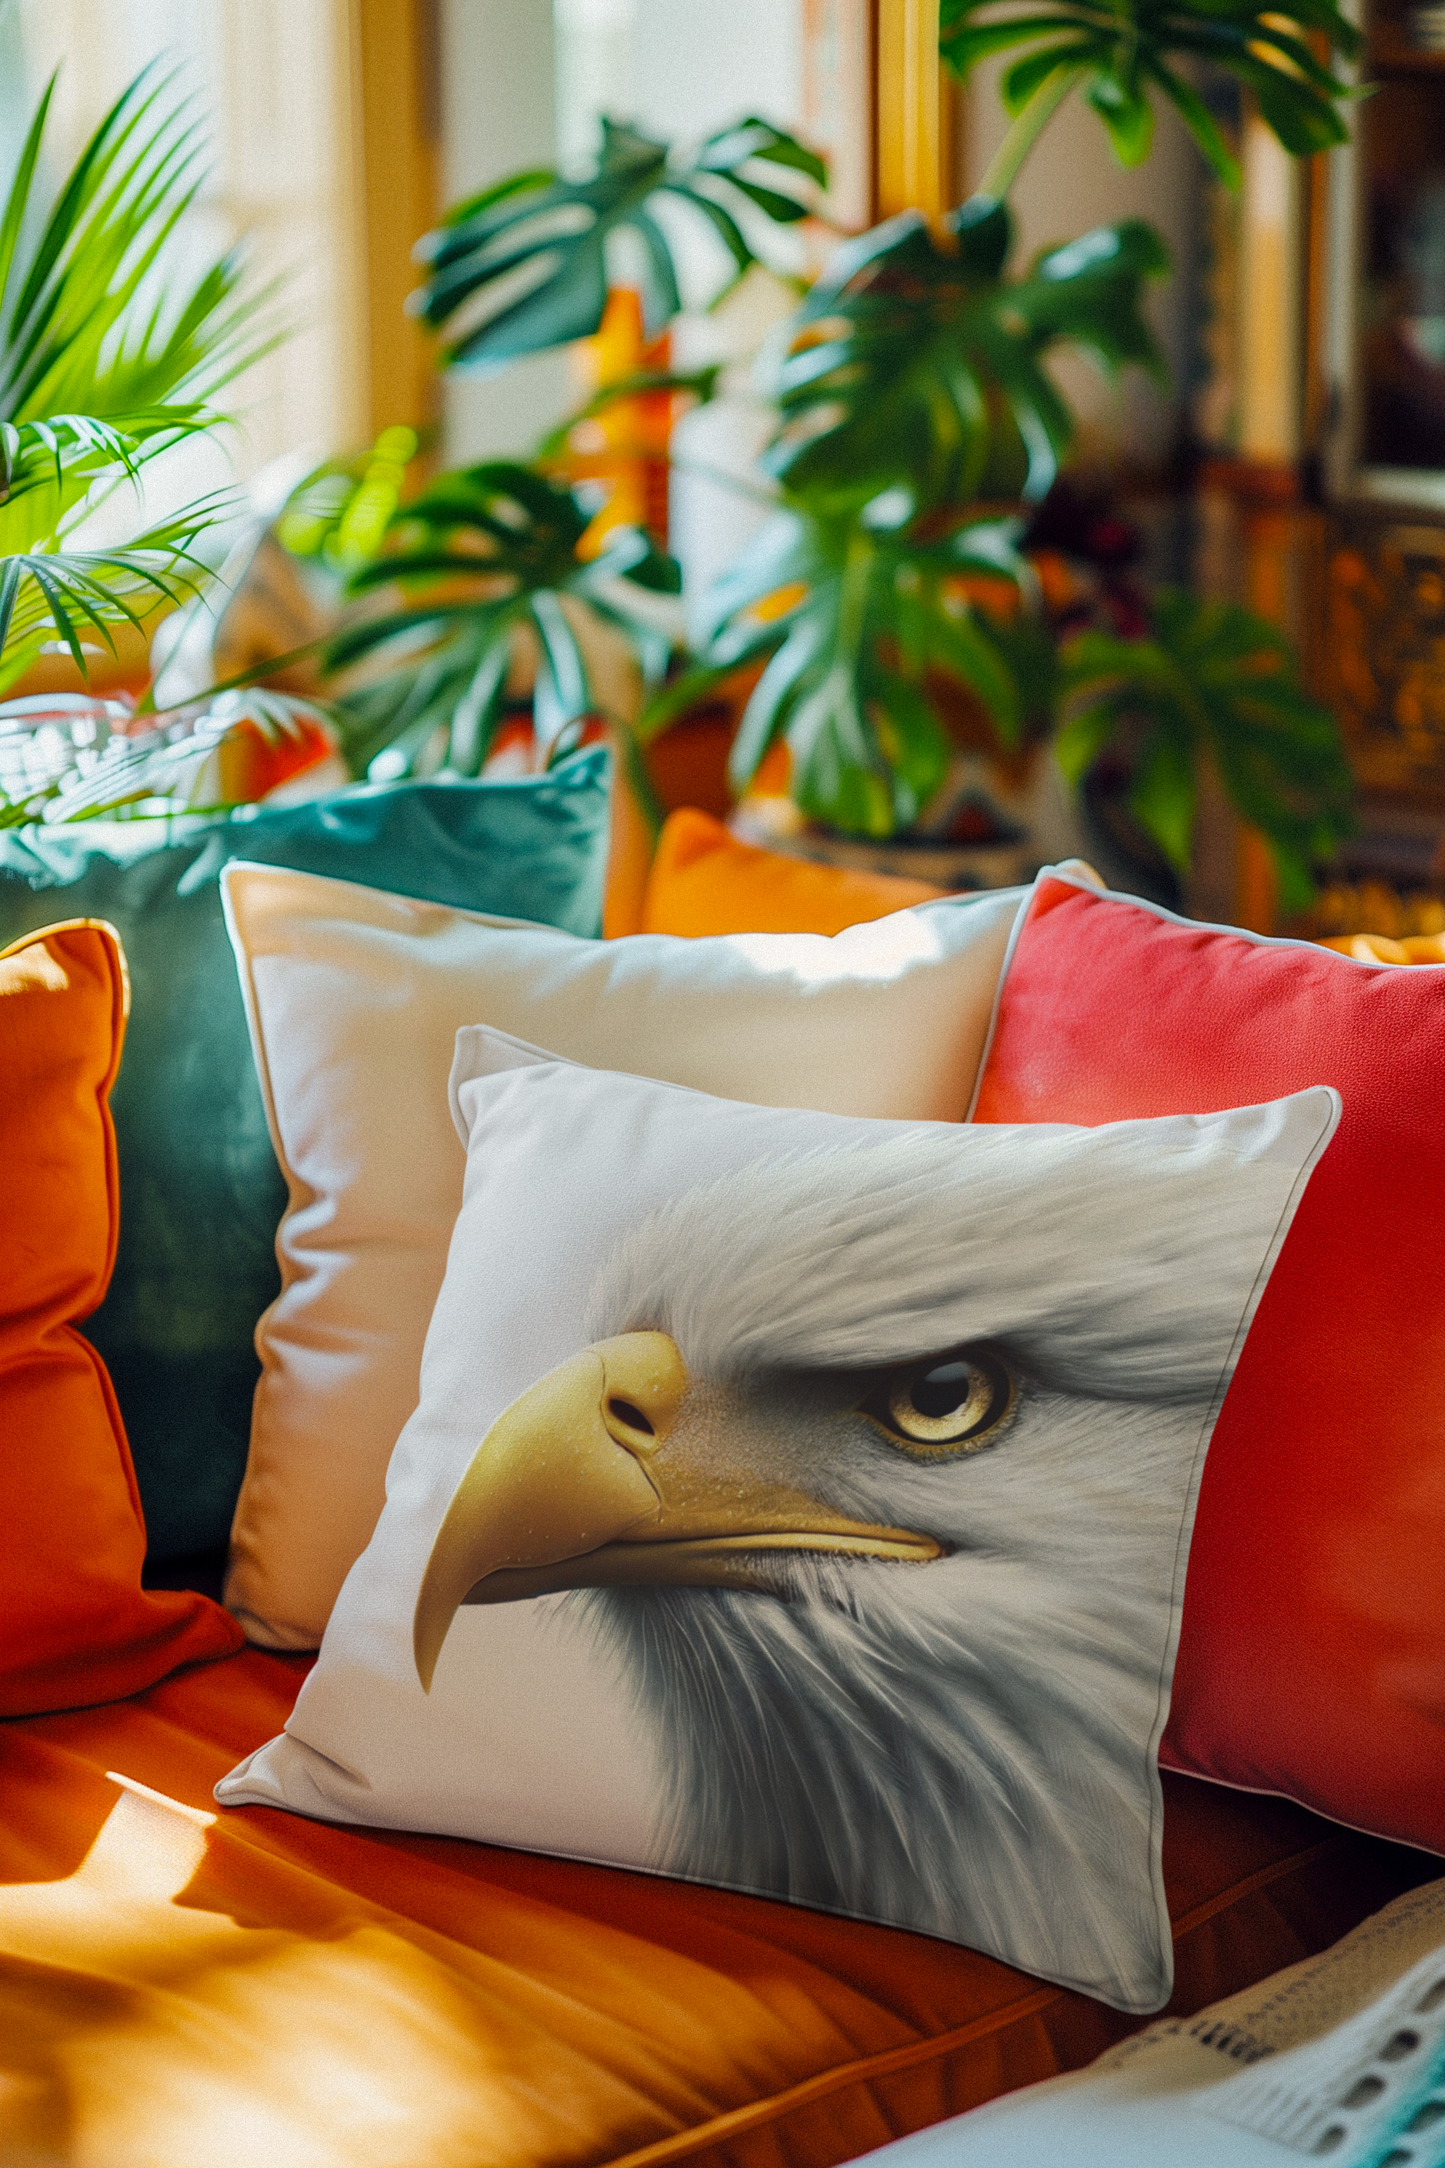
[0,920,241,1713]
[971,871,1445,1855]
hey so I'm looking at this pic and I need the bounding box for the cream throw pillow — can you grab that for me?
[218,1032,1338,2010]
[220,862,1027,1647]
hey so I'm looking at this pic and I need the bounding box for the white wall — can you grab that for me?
[550,0,808,597]
[619,0,802,144]
[439,0,570,464]
[438,0,809,574]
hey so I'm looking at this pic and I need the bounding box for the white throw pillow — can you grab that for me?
[220,862,1026,1647]
[218,1030,1337,2011]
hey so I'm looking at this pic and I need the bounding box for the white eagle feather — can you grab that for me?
[555,1119,1303,1995]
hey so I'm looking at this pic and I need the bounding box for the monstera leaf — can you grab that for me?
[415,117,826,368]
[327,461,680,779]
[940,0,1359,186]
[1055,591,1354,907]
[671,496,1027,837]
[277,426,419,574]
[765,199,1167,510]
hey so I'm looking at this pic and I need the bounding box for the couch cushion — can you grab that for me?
[0,752,612,1560]
[223,1033,1339,2013]
[971,870,1445,1858]
[842,1875,1445,2166]
[0,921,240,1714]
[219,865,1024,1651]
[0,1649,1432,2168]
[641,808,946,936]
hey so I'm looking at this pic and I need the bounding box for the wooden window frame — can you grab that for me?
[874,0,960,222]
[345,0,959,453]
[347,0,442,445]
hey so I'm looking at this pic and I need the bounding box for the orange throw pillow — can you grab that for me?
[1318,931,1445,963]
[0,921,241,1715]
[641,807,946,937]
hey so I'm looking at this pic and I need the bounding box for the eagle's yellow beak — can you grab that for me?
[413,1331,941,1690]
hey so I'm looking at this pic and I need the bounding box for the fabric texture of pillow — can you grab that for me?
[218,1032,1337,2012]
[0,750,611,1560]
[0,920,241,1714]
[971,869,1445,1859]
[641,806,947,935]
[219,865,1027,1650]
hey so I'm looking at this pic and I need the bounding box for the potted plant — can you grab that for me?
[300,2,1361,909]
[265,118,823,820]
[318,459,681,800]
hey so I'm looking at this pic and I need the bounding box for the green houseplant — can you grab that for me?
[323,460,680,784]
[0,63,318,827]
[342,7,1361,904]
[288,118,826,805]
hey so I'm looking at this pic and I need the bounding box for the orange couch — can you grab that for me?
[3,820,1437,2167]
[1,1648,1432,2168]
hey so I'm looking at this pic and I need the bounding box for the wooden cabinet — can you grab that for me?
[1324,1,1445,504]
[1279,3,1445,926]
[1322,510,1445,806]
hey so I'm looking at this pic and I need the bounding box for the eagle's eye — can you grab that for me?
[863,1348,1014,1456]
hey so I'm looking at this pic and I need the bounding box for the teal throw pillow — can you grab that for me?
[0,749,611,1559]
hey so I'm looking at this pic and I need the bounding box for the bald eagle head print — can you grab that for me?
[413,1098,1336,2008]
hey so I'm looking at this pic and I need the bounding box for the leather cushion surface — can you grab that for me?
[0,1647,1431,2168]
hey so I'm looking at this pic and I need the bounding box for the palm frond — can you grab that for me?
[0,63,281,691]
[0,409,222,559]
[0,677,325,827]
[0,488,231,696]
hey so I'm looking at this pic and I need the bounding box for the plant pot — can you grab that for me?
[730,743,1092,893]
[730,797,1037,891]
